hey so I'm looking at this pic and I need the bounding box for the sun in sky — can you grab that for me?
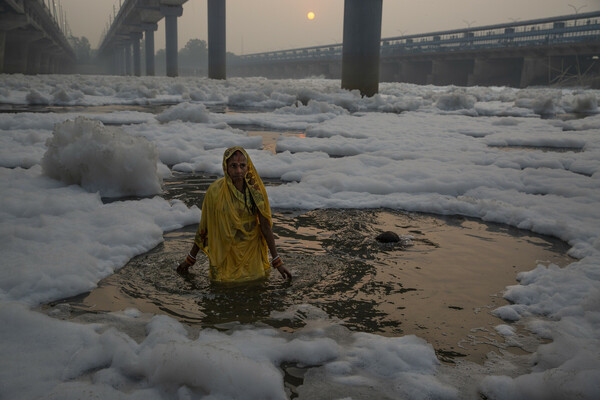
[307,11,315,20]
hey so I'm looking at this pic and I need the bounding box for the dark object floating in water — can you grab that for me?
[376,231,400,243]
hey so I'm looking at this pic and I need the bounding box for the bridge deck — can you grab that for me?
[237,11,600,64]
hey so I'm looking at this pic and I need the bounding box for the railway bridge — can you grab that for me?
[230,11,600,88]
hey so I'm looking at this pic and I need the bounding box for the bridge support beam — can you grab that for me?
[208,0,226,80]
[131,32,143,77]
[143,23,158,76]
[162,6,184,77]
[341,0,382,96]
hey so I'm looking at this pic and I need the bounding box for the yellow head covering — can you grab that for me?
[221,146,272,223]
[195,147,272,282]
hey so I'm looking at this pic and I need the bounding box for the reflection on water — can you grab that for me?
[46,173,573,365]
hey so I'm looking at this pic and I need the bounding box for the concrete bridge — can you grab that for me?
[97,0,227,79]
[97,0,187,78]
[97,0,377,94]
[0,0,75,74]
[230,11,600,88]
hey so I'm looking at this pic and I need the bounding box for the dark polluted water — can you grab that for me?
[44,171,573,367]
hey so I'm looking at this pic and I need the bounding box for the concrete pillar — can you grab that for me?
[143,23,158,76]
[0,31,5,74]
[4,39,29,73]
[117,47,125,75]
[26,44,43,74]
[121,46,127,75]
[3,31,44,74]
[468,58,521,87]
[125,43,132,75]
[208,0,226,79]
[341,0,383,97]
[520,56,548,88]
[380,60,398,82]
[162,6,184,77]
[430,59,473,86]
[112,49,119,75]
[400,61,431,85]
[39,52,49,74]
[131,33,142,77]
[47,55,57,74]
[110,50,117,75]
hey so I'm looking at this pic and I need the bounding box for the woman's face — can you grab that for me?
[227,151,248,187]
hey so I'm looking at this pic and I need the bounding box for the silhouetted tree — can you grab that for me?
[178,39,208,76]
[180,39,208,66]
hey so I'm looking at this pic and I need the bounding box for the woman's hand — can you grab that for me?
[272,256,292,280]
[177,261,190,274]
[275,264,292,280]
[177,250,197,274]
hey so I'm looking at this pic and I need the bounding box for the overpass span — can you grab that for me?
[0,0,75,74]
[96,0,188,77]
[230,11,600,88]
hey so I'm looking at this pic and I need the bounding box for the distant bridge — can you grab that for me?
[230,11,600,88]
[0,0,75,74]
[96,0,188,78]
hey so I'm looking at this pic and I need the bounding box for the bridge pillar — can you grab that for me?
[0,32,5,73]
[468,58,522,87]
[131,32,143,77]
[4,40,28,73]
[114,47,124,75]
[208,0,226,80]
[27,45,43,74]
[40,52,50,74]
[328,62,341,79]
[4,31,45,74]
[46,55,57,74]
[341,0,383,96]
[161,6,184,77]
[143,23,158,76]
[520,57,548,87]
[430,59,473,86]
[125,43,132,76]
[398,61,432,85]
[110,49,118,75]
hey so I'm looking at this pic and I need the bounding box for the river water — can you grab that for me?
[44,162,573,366]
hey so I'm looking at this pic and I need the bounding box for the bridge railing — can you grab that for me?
[234,11,600,65]
[39,0,70,37]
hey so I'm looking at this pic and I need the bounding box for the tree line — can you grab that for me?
[70,36,238,76]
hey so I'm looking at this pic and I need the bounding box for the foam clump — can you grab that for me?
[155,102,212,123]
[274,99,348,115]
[435,91,476,111]
[26,89,51,105]
[567,93,599,114]
[41,117,162,197]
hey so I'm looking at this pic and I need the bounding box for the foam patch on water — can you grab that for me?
[42,117,163,197]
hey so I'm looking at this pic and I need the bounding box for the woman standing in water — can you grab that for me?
[178,146,292,282]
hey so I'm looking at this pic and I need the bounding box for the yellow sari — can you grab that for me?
[194,147,272,282]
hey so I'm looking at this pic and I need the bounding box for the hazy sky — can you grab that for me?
[60,0,600,54]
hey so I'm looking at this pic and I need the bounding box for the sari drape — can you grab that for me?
[194,147,272,282]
